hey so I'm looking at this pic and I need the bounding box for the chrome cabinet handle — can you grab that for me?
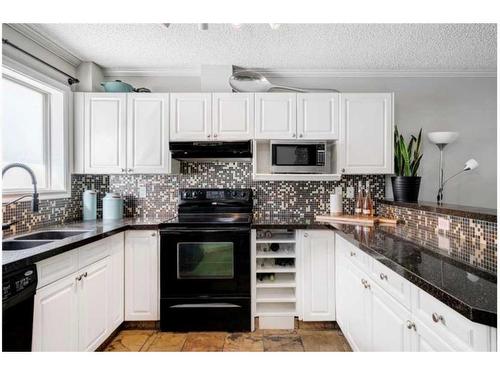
[292,133,296,138]
[432,313,444,323]
[379,273,388,281]
[350,251,356,257]
[362,279,371,289]
[406,320,416,331]
[127,168,133,172]
[299,134,303,138]
[342,168,345,173]
[213,134,217,138]
[75,272,87,281]
[207,134,211,138]
[151,233,156,237]
[121,168,126,172]
[304,233,309,237]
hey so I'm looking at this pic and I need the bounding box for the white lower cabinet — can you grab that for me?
[32,271,79,351]
[370,281,413,351]
[108,234,125,331]
[300,230,335,321]
[125,230,159,321]
[335,233,496,352]
[78,257,112,352]
[32,234,125,352]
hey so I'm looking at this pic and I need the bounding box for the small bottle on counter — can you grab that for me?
[355,181,364,215]
[363,181,373,216]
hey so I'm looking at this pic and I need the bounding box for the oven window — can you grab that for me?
[177,242,234,279]
[274,145,315,166]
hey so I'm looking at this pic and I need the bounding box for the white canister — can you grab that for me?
[330,187,343,216]
[83,189,97,221]
[102,192,124,220]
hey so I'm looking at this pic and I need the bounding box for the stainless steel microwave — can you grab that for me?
[270,141,331,174]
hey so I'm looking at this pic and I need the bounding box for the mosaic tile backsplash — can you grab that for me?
[3,162,383,236]
[379,203,497,274]
[3,161,495,274]
[2,175,110,237]
[110,162,385,219]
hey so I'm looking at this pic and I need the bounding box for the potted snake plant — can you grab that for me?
[392,126,423,202]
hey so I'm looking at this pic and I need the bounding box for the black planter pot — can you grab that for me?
[391,176,421,202]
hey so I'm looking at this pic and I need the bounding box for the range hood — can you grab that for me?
[170,141,252,161]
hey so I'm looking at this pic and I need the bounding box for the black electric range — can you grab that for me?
[159,188,253,332]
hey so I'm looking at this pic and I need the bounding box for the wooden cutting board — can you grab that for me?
[316,214,398,226]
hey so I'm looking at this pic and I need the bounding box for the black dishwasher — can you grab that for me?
[2,265,37,352]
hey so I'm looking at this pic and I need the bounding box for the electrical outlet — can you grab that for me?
[139,186,147,198]
[438,217,450,231]
[346,186,354,199]
[438,235,450,251]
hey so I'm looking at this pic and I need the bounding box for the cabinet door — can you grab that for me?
[344,261,371,351]
[213,93,254,140]
[127,94,169,173]
[411,317,454,352]
[297,93,339,140]
[84,93,127,174]
[255,93,297,139]
[301,230,335,321]
[125,231,159,321]
[170,93,212,141]
[78,257,111,352]
[370,283,412,351]
[32,273,79,351]
[108,233,125,332]
[339,93,393,174]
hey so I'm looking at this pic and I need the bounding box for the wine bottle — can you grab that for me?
[363,181,373,216]
[355,181,364,215]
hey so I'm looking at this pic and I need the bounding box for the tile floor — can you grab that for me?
[103,328,352,352]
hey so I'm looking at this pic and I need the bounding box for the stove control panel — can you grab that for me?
[180,189,252,202]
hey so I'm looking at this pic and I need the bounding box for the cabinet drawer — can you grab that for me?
[371,259,411,310]
[411,286,492,351]
[78,237,110,269]
[336,235,371,272]
[36,250,79,289]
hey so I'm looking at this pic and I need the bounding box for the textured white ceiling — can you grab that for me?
[29,23,496,71]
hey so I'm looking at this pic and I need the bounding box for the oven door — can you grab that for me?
[160,226,250,298]
[271,142,327,174]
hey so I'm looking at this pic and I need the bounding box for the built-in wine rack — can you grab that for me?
[252,229,297,329]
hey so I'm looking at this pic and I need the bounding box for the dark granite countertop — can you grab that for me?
[251,216,331,230]
[329,222,497,327]
[2,217,169,273]
[380,199,497,222]
[253,216,497,327]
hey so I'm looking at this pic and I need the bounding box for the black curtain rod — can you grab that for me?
[2,38,79,86]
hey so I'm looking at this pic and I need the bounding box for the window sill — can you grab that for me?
[2,191,71,204]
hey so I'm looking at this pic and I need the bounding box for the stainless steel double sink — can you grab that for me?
[2,230,91,251]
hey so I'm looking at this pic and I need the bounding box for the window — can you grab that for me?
[2,67,69,198]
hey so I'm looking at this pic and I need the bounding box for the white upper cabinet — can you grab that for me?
[127,94,170,173]
[212,93,254,140]
[255,93,297,139]
[84,93,127,174]
[169,93,212,141]
[339,93,393,174]
[297,93,339,140]
[300,230,336,321]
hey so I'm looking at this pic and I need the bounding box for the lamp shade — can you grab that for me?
[464,159,479,171]
[427,132,459,145]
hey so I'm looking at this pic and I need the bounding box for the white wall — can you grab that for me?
[103,74,497,209]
